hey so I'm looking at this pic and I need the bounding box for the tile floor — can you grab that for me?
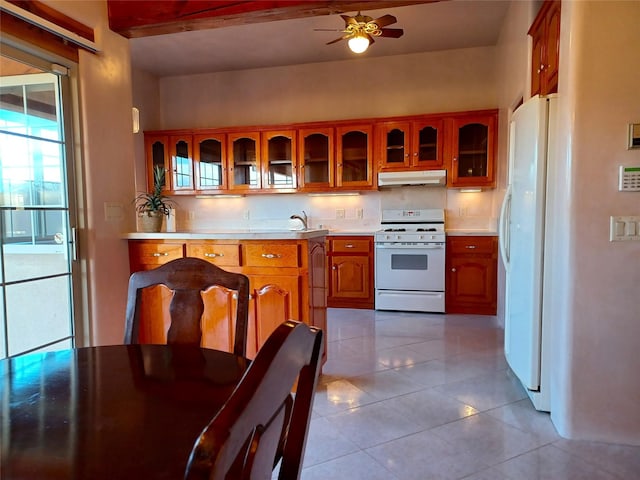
[296,308,640,479]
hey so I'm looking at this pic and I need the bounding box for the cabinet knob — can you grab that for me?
[451,267,457,272]
[453,157,458,162]
[332,265,337,270]
[204,252,223,258]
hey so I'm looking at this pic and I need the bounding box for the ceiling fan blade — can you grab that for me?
[340,14,358,26]
[372,14,397,28]
[314,28,343,32]
[379,28,404,39]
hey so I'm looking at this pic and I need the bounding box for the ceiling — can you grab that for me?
[125,0,511,78]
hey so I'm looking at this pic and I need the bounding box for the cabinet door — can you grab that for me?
[448,113,497,188]
[249,275,300,356]
[194,133,227,191]
[530,26,545,96]
[411,118,444,168]
[377,121,411,170]
[169,134,194,191]
[336,124,374,188]
[228,131,261,190]
[298,127,334,190]
[144,134,170,192]
[329,255,372,301]
[262,130,297,190]
[544,0,561,95]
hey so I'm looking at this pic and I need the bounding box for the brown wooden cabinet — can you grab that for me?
[529,0,561,96]
[144,133,170,192]
[335,124,375,189]
[128,237,327,360]
[327,236,374,309]
[227,131,262,191]
[376,117,444,171]
[194,132,227,192]
[298,127,335,190]
[169,134,195,192]
[445,236,498,315]
[261,129,297,191]
[447,111,498,188]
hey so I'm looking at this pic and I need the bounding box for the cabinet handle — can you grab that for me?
[261,253,282,259]
[152,252,169,257]
[465,245,477,249]
[453,157,458,162]
[451,267,457,272]
[204,252,223,258]
[345,244,354,248]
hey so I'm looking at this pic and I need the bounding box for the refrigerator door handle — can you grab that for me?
[499,184,512,268]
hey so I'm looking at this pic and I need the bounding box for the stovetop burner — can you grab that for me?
[417,228,438,232]
[384,228,406,232]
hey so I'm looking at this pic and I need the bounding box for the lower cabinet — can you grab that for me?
[128,238,327,360]
[445,236,498,315]
[327,236,374,309]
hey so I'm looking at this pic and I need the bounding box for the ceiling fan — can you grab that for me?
[316,12,404,54]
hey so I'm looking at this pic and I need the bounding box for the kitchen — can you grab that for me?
[1,0,638,450]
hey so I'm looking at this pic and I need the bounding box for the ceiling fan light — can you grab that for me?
[348,33,370,53]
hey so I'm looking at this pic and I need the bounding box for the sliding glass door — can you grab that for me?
[0,47,79,358]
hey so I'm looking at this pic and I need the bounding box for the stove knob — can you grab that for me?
[418,234,424,240]
[396,235,401,240]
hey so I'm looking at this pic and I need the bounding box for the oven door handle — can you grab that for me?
[375,243,444,249]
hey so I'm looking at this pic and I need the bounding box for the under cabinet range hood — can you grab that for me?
[377,170,447,187]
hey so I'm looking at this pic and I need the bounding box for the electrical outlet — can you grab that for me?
[243,210,250,220]
[336,209,345,219]
[356,208,363,219]
[459,207,467,217]
[187,211,195,220]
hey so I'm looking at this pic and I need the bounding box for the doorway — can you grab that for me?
[0,46,81,358]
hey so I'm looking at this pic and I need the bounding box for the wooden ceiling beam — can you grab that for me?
[107,0,437,38]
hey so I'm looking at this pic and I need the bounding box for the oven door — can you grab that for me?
[375,243,445,291]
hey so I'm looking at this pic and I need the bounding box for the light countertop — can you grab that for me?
[124,229,329,241]
[445,230,498,236]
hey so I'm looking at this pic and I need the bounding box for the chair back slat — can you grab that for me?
[124,257,250,356]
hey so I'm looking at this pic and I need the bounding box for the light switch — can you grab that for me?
[610,215,640,241]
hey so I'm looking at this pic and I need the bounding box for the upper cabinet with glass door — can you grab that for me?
[447,111,498,188]
[169,134,194,193]
[336,124,374,189]
[376,117,444,171]
[194,133,227,192]
[298,127,334,191]
[144,134,171,192]
[227,131,261,191]
[261,130,296,191]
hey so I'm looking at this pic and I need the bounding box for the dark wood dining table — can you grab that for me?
[0,344,250,479]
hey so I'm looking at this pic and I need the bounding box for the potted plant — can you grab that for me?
[135,165,175,232]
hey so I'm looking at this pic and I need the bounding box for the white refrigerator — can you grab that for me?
[499,94,557,412]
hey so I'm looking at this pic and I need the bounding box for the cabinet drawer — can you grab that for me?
[329,238,371,253]
[447,236,497,255]
[130,242,184,267]
[244,244,300,268]
[186,243,240,267]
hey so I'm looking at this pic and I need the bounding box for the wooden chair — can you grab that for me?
[124,257,250,357]
[184,320,324,480]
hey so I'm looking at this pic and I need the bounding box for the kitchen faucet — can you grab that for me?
[290,211,308,230]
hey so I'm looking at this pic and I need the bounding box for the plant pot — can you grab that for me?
[138,212,164,233]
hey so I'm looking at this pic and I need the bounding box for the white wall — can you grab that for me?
[550,0,640,445]
[43,0,136,345]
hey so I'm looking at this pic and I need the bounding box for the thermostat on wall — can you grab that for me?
[619,165,640,191]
